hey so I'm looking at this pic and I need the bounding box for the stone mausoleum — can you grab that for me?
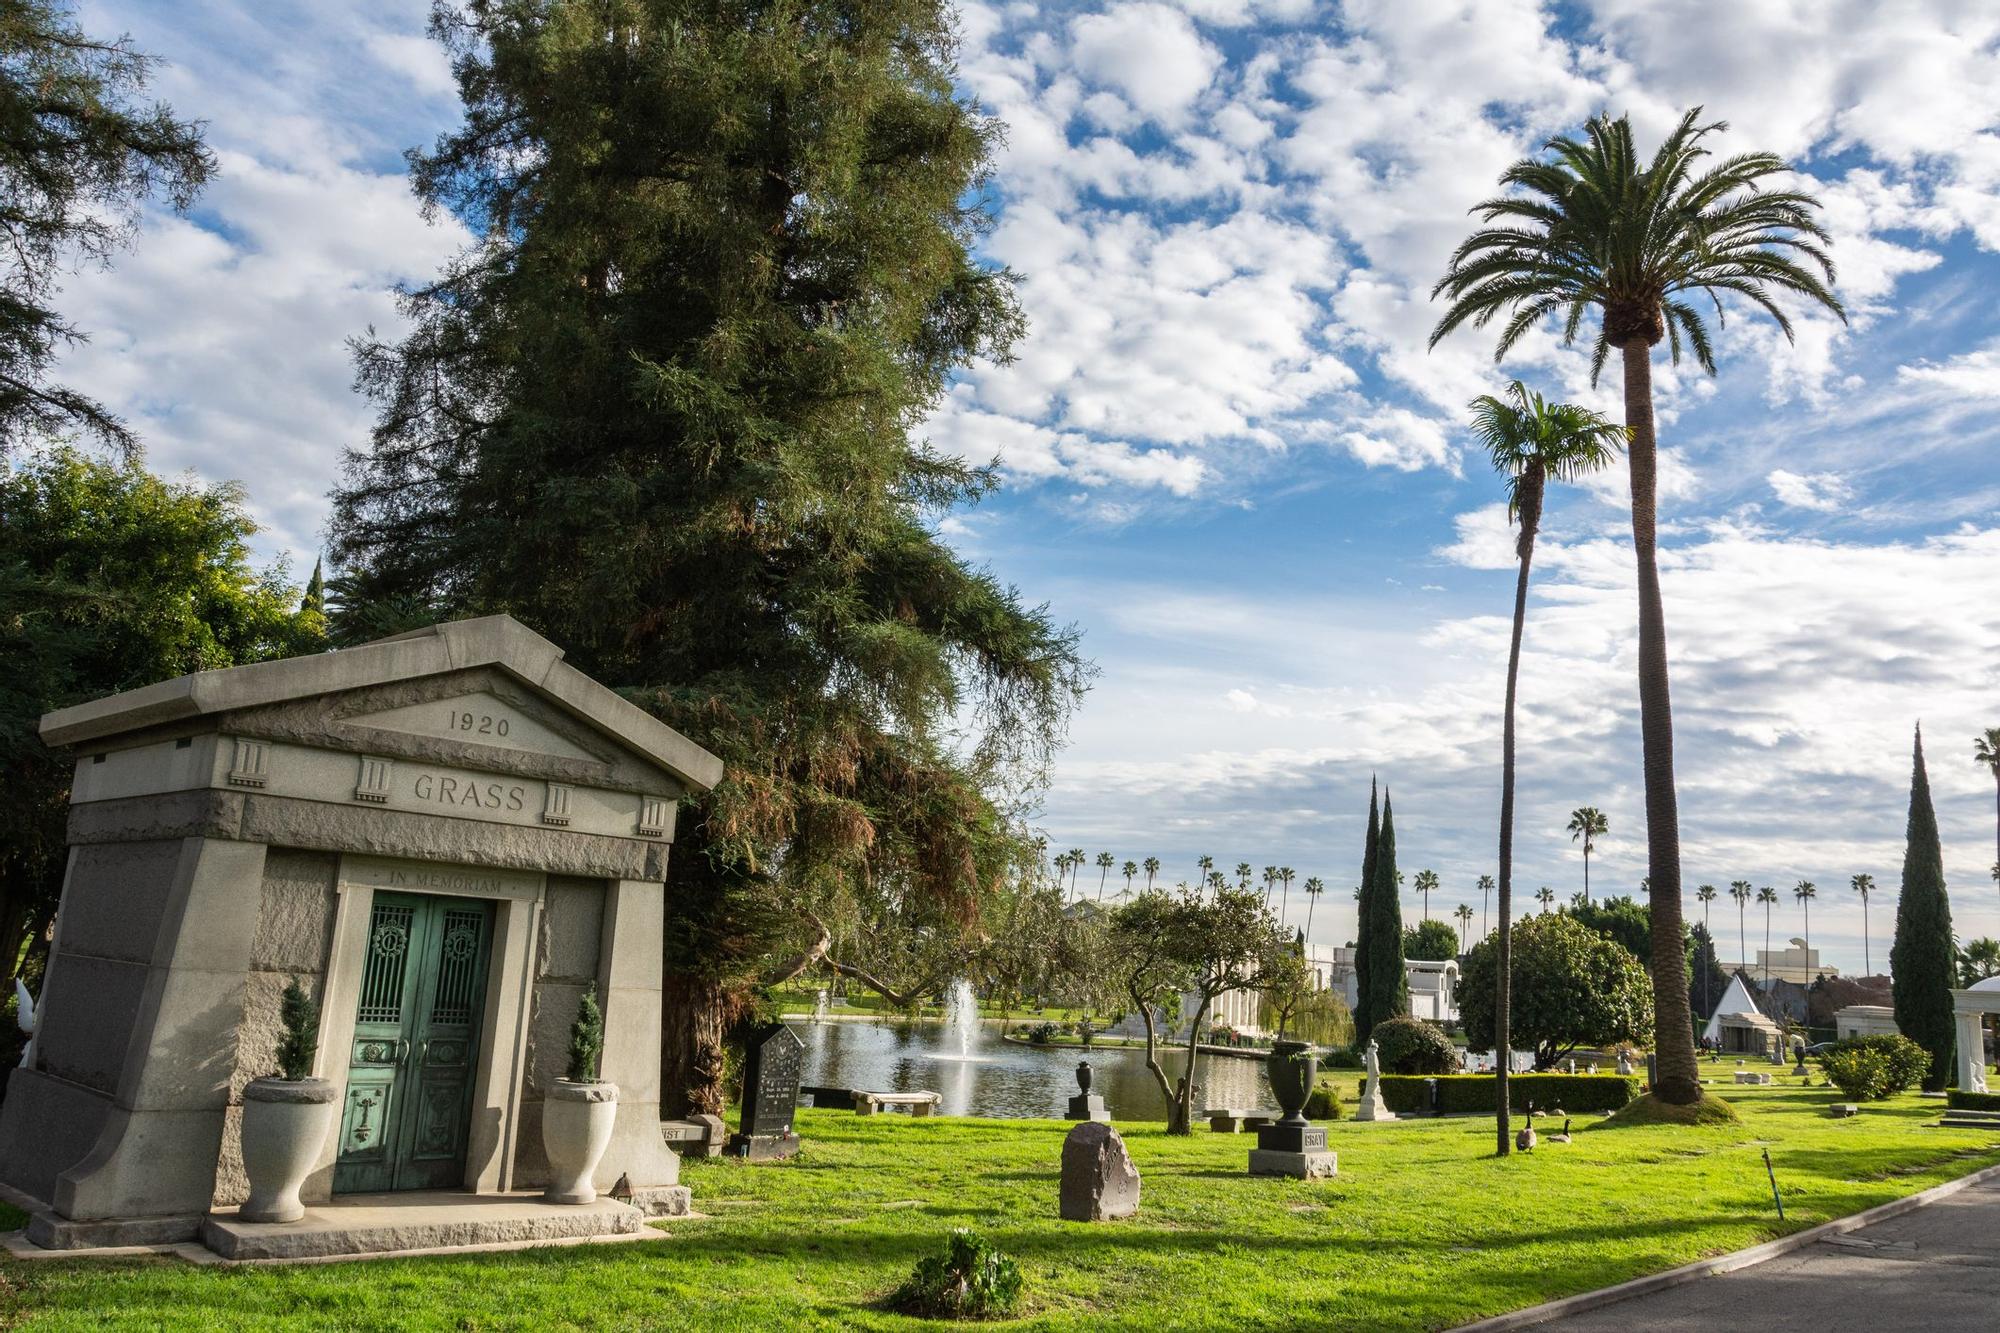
[0,616,722,1256]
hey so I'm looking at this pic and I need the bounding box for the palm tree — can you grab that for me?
[1067,848,1086,900]
[1052,850,1072,899]
[1278,867,1296,927]
[1478,874,1494,940]
[1413,869,1440,922]
[1454,903,1474,953]
[1976,729,2000,903]
[1095,851,1114,902]
[1206,870,1226,896]
[1258,864,1274,908]
[1959,938,2000,987]
[1240,862,1257,895]
[1536,887,1555,914]
[1566,807,1609,902]
[1694,884,1716,1014]
[1468,379,1623,1153]
[1196,855,1214,900]
[1851,874,1875,975]
[1142,856,1160,892]
[1434,110,1843,1107]
[1793,880,1816,960]
[1303,876,1325,940]
[1730,881,1752,970]
[1756,886,1779,987]
[1121,860,1138,900]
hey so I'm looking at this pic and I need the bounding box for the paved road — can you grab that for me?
[1539,1175,2000,1332]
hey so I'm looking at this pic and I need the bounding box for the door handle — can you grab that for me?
[417,1039,430,1069]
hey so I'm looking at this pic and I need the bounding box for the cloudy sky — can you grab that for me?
[53,1,2000,971]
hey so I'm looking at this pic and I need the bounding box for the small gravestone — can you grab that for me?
[1616,1051,1633,1077]
[1060,1122,1139,1221]
[729,1023,804,1161]
[1068,1061,1109,1123]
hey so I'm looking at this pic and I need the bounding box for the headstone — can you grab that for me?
[1067,1061,1109,1124]
[1830,1103,1860,1118]
[1353,1039,1396,1122]
[1616,1051,1633,1077]
[729,1023,804,1161]
[1060,1122,1139,1221]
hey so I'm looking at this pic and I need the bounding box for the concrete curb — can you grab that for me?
[1454,1158,2000,1331]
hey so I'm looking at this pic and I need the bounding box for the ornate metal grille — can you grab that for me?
[429,907,484,1025]
[358,902,416,1023]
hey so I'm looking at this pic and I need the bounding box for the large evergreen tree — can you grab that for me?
[0,0,213,452]
[330,0,1087,1114]
[1361,792,1409,1035]
[1353,777,1380,1037]
[1891,725,1956,1090]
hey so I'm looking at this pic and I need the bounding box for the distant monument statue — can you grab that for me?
[1354,1039,1395,1122]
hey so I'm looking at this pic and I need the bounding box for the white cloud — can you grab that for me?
[1768,469,1853,513]
[1070,3,1222,124]
[1898,342,2000,400]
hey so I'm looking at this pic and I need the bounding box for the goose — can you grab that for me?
[1515,1122,1537,1152]
[1546,1118,1573,1144]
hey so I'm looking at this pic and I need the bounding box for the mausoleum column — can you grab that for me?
[595,877,679,1188]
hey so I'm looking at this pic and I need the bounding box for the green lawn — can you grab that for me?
[6,1083,1996,1330]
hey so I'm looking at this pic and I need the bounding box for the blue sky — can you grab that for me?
[59,1,2000,971]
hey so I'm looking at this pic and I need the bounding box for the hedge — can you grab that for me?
[1947,1089,2000,1112]
[1371,1073,1642,1115]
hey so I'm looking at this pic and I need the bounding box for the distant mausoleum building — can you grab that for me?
[0,617,721,1256]
[1833,1004,1900,1041]
[1722,938,1837,986]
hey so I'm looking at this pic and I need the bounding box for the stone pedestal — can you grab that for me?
[1247,1122,1337,1179]
[1067,1093,1109,1124]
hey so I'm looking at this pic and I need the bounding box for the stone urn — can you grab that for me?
[239,1076,339,1223]
[543,1080,619,1204]
[1077,1061,1093,1094]
[1266,1040,1317,1126]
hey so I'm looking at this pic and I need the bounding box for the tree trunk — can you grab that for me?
[1494,475,1540,1157]
[1172,992,1213,1136]
[1622,339,1700,1105]
[660,970,734,1118]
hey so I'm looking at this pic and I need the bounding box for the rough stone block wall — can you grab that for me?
[213,848,338,1206]
[512,875,605,1182]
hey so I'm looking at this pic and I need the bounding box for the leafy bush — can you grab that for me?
[275,978,319,1082]
[1372,1015,1460,1075]
[1947,1089,2000,1112]
[1375,1073,1641,1115]
[1323,1045,1364,1070]
[1817,1034,1928,1101]
[890,1229,1023,1319]
[565,984,603,1082]
[1304,1077,1344,1120]
[1024,1022,1060,1045]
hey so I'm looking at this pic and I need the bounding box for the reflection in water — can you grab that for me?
[796,1019,1274,1118]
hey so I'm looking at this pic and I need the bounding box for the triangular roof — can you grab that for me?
[40,615,723,792]
[1702,972,1778,1043]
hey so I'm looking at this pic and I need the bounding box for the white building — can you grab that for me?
[1833,1004,1900,1041]
[1702,973,1783,1055]
[1722,938,1837,986]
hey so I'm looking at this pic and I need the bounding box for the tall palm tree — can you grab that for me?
[1434,110,1843,1106]
[1959,937,2000,987]
[1206,871,1226,896]
[1454,903,1474,953]
[1756,886,1779,988]
[1142,856,1160,892]
[1196,855,1214,900]
[1976,729,2000,903]
[1095,851,1114,902]
[1052,850,1072,899]
[1241,862,1257,895]
[1303,876,1325,940]
[1121,860,1138,899]
[1478,874,1495,940]
[1279,867,1296,926]
[1258,864,1275,908]
[1566,807,1609,901]
[1536,887,1555,914]
[1793,880,1816,960]
[1694,883,1717,1014]
[1067,848,1086,900]
[1413,869,1440,922]
[1468,379,1623,1154]
[1851,873,1875,975]
[1730,881,1752,970]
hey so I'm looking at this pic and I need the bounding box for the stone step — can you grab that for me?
[1936,1116,2000,1130]
[200,1191,645,1261]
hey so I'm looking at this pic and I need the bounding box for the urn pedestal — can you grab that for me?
[543,1081,619,1204]
[1251,1043,1336,1179]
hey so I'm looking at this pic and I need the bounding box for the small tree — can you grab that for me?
[1354,779,1380,1037]
[1371,1015,1459,1075]
[566,984,604,1084]
[1459,913,1653,1069]
[1360,793,1409,1034]
[1402,918,1459,962]
[1891,725,1957,1091]
[274,978,318,1082]
[1109,887,1287,1134]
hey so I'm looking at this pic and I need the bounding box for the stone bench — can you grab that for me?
[853,1090,942,1117]
[659,1113,727,1157]
[1205,1108,1281,1133]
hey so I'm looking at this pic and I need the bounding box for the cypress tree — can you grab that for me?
[1891,724,1956,1090]
[330,0,1087,1114]
[1364,792,1410,1032]
[1354,777,1380,1039]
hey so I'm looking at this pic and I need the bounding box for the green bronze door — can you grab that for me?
[334,892,494,1193]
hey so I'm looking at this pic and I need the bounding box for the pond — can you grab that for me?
[794,1018,1276,1119]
